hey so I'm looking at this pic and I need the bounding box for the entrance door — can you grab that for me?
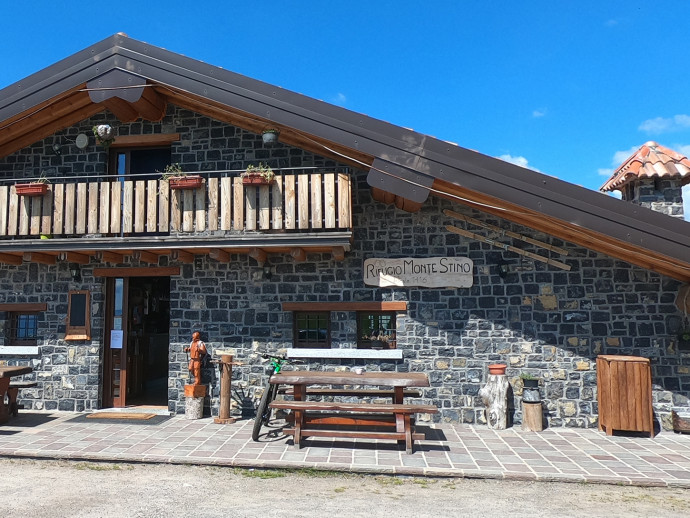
[103,276,170,408]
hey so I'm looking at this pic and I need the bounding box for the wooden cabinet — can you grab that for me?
[596,355,654,437]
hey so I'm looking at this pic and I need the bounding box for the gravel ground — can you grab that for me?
[1,459,688,517]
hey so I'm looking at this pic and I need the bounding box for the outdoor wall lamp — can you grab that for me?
[70,264,81,282]
[51,143,62,156]
[497,258,509,280]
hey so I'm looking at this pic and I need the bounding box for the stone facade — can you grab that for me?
[1,105,689,430]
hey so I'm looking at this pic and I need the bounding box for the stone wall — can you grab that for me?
[1,105,688,429]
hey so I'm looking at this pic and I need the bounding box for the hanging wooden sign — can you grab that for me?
[364,257,474,288]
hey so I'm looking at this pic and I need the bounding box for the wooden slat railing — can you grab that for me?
[0,172,352,239]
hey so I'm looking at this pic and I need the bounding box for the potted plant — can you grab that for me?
[161,163,203,190]
[241,163,276,185]
[261,128,280,145]
[366,330,396,349]
[92,124,115,148]
[15,172,50,197]
[520,372,539,389]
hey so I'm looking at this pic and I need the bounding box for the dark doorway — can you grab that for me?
[125,276,170,406]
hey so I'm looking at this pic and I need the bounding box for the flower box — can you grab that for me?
[168,176,203,190]
[242,175,274,186]
[15,183,49,196]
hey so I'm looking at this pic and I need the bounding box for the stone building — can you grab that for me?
[0,34,689,430]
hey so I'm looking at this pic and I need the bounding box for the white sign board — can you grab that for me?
[110,329,124,349]
[363,257,474,288]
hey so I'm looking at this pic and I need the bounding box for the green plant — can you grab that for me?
[241,162,275,182]
[92,124,115,148]
[520,372,538,380]
[679,329,690,342]
[160,163,185,180]
[262,128,279,135]
[35,171,51,184]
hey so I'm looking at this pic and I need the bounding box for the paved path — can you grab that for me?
[0,411,689,487]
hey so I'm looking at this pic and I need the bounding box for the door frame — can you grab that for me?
[99,266,179,408]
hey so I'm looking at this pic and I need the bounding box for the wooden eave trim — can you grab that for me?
[0,303,47,312]
[93,266,180,277]
[282,302,408,311]
[110,133,181,148]
[432,179,690,281]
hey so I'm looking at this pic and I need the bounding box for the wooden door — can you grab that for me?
[103,277,129,407]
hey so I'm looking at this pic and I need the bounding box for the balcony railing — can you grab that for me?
[0,172,352,239]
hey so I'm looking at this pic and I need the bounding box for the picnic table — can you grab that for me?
[269,370,437,453]
[0,365,33,423]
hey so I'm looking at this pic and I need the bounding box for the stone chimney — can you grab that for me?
[600,141,690,219]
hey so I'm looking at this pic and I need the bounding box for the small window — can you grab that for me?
[294,312,330,348]
[66,290,90,340]
[357,312,396,349]
[7,312,39,346]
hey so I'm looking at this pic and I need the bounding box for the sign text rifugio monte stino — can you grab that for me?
[363,257,474,288]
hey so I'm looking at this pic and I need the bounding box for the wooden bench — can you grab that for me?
[269,400,437,453]
[279,387,422,399]
[7,381,37,417]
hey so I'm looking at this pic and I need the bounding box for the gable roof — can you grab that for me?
[1,33,690,281]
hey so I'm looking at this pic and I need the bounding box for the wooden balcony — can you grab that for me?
[0,172,353,263]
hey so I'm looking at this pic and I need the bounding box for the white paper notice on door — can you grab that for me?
[110,329,124,349]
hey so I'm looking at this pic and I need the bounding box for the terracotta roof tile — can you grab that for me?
[600,141,690,192]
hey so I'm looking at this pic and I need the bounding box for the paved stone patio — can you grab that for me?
[0,411,689,487]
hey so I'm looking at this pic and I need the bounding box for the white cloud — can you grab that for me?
[532,109,547,118]
[605,19,619,27]
[332,92,347,106]
[638,114,690,134]
[676,144,690,156]
[497,154,541,172]
[684,185,690,222]
[612,146,639,166]
[598,168,614,177]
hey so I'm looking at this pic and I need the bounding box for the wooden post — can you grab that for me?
[214,353,236,424]
[479,372,509,429]
[522,402,543,432]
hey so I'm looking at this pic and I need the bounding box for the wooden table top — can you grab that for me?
[0,365,33,378]
[271,370,430,387]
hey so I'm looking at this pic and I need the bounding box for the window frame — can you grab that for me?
[65,290,91,341]
[0,303,46,355]
[293,311,331,349]
[357,311,397,349]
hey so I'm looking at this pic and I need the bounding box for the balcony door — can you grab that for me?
[103,275,170,408]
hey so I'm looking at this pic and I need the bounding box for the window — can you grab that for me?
[294,312,330,348]
[0,303,46,353]
[357,312,396,349]
[65,290,90,341]
[7,312,39,346]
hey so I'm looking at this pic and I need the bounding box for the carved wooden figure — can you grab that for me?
[184,331,207,386]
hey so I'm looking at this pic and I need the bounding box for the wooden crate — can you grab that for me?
[596,355,653,437]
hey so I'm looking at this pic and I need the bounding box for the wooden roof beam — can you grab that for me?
[0,102,104,157]
[248,248,267,266]
[23,252,56,265]
[95,251,126,264]
[290,247,306,262]
[102,97,140,123]
[331,246,346,262]
[209,248,230,262]
[60,252,90,264]
[133,250,159,264]
[0,253,23,266]
[131,86,166,121]
[171,249,195,264]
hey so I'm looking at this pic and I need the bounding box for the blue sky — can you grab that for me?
[2,1,689,210]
